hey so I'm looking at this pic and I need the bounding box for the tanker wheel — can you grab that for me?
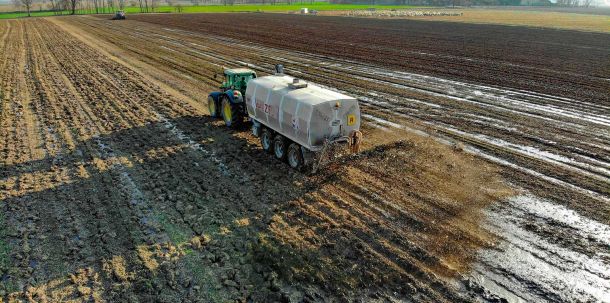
[287,143,304,171]
[261,128,274,154]
[273,135,288,161]
[208,96,219,118]
[221,97,241,127]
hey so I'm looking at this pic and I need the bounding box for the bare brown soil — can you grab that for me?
[127,13,610,105]
[0,17,514,302]
[1,14,608,303]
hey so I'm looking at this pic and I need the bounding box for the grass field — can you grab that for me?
[0,2,419,19]
[0,10,58,18]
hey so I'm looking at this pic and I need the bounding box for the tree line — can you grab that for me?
[9,0,602,17]
[11,0,168,16]
[10,0,318,16]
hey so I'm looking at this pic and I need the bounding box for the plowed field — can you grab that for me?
[128,13,610,105]
[0,15,608,303]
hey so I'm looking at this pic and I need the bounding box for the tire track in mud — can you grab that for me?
[0,18,292,303]
[1,16,607,303]
[0,20,54,295]
[64,17,609,220]
[22,20,206,302]
[52,16,610,303]
[77,18,610,166]
[128,13,610,105]
[3,17,494,302]
[1,19,207,301]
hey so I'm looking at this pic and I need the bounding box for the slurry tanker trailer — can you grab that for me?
[208,65,362,171]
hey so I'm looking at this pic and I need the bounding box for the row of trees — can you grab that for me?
[10,0,178,16]
[10,0,319,16]
[12,0,82,17]
[554,0,595,6]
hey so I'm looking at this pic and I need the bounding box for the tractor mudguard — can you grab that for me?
[209,91,223,102]
[224,90,244,104]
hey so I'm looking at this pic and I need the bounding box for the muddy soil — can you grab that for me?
[0,15,608,303]
[126,13,610,105]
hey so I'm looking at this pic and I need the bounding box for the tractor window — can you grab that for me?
[242,74,254,82]
[225,74,234,87]
[236,75,253,90]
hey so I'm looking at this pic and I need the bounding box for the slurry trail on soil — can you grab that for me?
[0,15,608,302]
[81,15,610,221]
[0,17,512,303]
[66,15,609,302]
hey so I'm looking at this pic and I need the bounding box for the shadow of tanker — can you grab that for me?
[0,114,510,302]
[0,113,302,301]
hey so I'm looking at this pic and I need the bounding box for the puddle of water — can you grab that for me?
[472,194,610,303]
[510,195,610,246]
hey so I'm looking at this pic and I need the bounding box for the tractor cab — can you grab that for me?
[220,68,257,94]
[208,68,257,127]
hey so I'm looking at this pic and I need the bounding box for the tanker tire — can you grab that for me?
[287,143,304,171]
[221,97,241,128]
[208,96,219,118]
[273,135,288,161]
[261,128,274,154]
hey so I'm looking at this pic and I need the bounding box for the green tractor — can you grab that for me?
[208,68,257,127]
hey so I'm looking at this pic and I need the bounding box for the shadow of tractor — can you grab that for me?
[1,114,506,302]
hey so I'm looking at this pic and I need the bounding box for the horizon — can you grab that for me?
[1,1,609,5]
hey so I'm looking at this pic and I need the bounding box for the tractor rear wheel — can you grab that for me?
[287,143,304,171]
[221,97,241,127]
[261,128,274,154]
[273,135,288,161]
[208,96,219,118]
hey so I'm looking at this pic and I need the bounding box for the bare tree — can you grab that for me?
[48,0,57,13]
[59,0,69,13]
[150,0,158,12]
[12,0,34,17]
[69,0,78,14]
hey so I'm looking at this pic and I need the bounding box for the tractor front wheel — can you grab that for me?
[221,97,241,127]
[208,96,219,118]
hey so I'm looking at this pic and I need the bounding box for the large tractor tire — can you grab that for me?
[208,96,220,118]
[287,143,304,171]
[261,127,274,154]
[221,96,241,127]
[273,135,288,161]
